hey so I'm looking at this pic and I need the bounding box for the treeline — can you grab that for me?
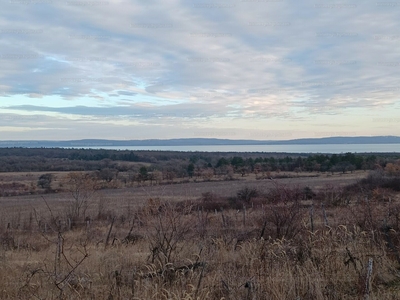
[0,147,311,162]
[0,147,398,174]
[213,153,381,173]
[0,148,142,162]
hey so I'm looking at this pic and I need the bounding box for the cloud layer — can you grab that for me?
[1,0,400,139]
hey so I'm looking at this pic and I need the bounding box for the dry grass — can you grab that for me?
[1,171,400,299]
[0,169,366,197]
[0,170,365,208]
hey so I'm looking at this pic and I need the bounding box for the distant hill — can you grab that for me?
[0,136,400,148]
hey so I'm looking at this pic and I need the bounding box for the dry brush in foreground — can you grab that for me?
[1,181,400,299]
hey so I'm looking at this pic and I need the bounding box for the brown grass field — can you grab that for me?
[1,170,400,299]
[0,170,365,214]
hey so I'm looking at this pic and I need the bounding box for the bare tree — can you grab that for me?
[146,202,192,266]
[201,168,214,181]
[64,172,98,222]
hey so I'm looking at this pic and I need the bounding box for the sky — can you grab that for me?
[1,0,400,141]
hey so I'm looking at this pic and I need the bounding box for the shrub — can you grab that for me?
[356,170,400,192]
[303,186,315,199]
[236,186,258,203]
[262,202,304,240]
[193,193,231,211]
[267,182,303,204]
[37,173,53,191]
[201,192,217,202]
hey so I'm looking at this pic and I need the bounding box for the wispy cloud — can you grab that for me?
[1,0,400,139]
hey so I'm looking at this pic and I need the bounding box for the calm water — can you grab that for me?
[79,144,400,153]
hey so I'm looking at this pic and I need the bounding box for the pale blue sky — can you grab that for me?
[1,0,400,140]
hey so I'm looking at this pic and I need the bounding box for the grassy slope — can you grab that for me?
[1,171,400,299]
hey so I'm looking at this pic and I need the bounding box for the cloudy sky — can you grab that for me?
[1,0,400,140]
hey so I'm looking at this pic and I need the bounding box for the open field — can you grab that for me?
[1,152,400,299]
[0,171,366,221]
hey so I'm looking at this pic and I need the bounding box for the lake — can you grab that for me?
[78,144,400,153]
